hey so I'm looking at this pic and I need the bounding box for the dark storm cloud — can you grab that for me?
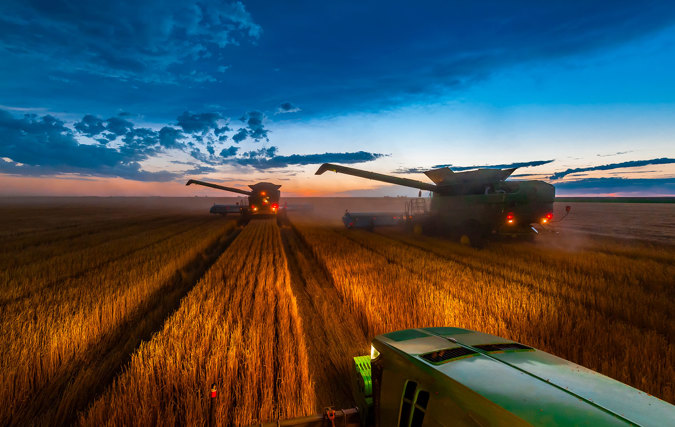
[0,1,261,84]
[0,109,178,181]
[233,150,385,170]
[276,102,301,114]
[554,177,675,194]
[549,158,675,180]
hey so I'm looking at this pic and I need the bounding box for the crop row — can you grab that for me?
[0,215,232,425]
[293,222,674,404]
[82,219,315,426]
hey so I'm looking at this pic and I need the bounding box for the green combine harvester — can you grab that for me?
[315,163,557,245]
[257,327,674,426]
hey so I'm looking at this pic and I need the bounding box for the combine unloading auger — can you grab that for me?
[315,163,437,192]
[186,179,253,196]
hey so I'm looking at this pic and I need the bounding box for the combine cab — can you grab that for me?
[258,327,674,426]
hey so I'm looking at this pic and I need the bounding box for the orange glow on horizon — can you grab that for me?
[1,174,673,198]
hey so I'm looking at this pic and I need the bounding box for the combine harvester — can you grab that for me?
[187,179,282,217]
[256,326,674,426]
[316,163,557,245]
[186,179,312,222]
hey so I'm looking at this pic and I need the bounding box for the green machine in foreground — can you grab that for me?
[315,163,556,244]
[258,327,674,426]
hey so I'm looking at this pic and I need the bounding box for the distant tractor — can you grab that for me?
[186,179,282,218]
[316,163,555,244]
[258,327,674,426]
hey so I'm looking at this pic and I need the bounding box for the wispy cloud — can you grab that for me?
[554,177,675,195]
[276,102,301,114]
[597,150,632,157]
[434,160,554,171]
[394,159,554,174]
[0,1,262,84]
[0,108,386,180]
[549,158,675,180]
[232,151,386,170]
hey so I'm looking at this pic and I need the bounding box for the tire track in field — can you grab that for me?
[1,215,197,270]
[10,225,242,427]
[0,218,215,307]
[1,214,186,254]
[280,219,369,410]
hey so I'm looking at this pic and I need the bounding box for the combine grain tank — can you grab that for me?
[256,327,675,426]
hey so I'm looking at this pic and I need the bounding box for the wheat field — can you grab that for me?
[0,199,672,425]
[0,206,234,425]
[81,219,317,426]
[292,220,674,404]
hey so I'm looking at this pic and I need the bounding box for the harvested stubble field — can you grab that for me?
[0,197,672,426]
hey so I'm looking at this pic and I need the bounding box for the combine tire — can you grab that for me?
[460,221,485,248]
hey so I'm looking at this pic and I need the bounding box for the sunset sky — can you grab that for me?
[1,1,674,196]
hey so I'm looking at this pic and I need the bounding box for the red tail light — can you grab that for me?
[545,213,553,220]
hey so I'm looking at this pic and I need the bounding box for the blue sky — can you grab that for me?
[0,0,674,196]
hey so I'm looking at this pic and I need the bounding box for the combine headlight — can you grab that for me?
[506,212,515,225]
[371,345,380,360]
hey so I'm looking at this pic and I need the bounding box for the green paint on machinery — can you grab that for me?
[256,326,674,426]
[352,355,374,425]
[316,163,557,244]
[352,327,674,426]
